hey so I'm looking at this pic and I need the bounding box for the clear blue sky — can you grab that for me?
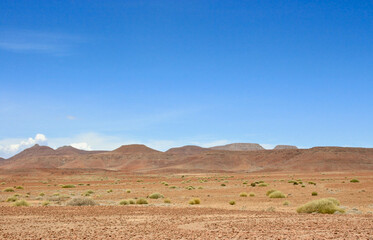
[0,0,372,157]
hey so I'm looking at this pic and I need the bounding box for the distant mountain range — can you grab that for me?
[0,143,372,173]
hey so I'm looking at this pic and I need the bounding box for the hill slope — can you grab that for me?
[210,143,264,151]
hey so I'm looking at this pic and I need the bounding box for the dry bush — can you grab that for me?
[14,200,29,207]
[269,191,286,198]
[239,192,248,197]
[249,192,255,197]
[67,197,97,206]
[61,184,76,188]
[229,200,236,205]
[164,198,171,203]
[266,189,277,196]
[189,198,200,205]
[136,198,148,204]
[148,192,164,199]
[296,198,344,214]
[3,188,14,192]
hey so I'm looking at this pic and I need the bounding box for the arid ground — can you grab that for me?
[0,170,372,239]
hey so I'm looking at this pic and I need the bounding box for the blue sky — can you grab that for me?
[0,1,372,157]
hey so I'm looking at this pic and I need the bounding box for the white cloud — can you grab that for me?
[0,134,48,158]
[70,142,91,151]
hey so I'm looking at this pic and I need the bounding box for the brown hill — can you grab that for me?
[274,145,298,150]
[8,144,56,161]
[113,144,160,154]
[210,143,264,151]
[1,144,373,173]
[166,145,209,155]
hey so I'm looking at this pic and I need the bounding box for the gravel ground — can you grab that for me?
[0,206,372,239]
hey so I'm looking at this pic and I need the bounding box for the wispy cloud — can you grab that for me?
[0,30,83,56]
[66,115,76,120]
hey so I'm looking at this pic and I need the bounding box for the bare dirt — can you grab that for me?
[0,170,372,239]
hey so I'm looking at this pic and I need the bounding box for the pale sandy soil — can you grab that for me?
[0,170,372,239]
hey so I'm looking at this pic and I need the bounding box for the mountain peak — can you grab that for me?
[113,144,160,154]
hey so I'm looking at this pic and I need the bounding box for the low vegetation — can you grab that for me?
[164,198,171,203]
[312,191,318,196]
[268,191,286,198]
[67,197,97,206]
[296,198,344,214]
[13,200,29,207]
[148,192,164,199]
[239,192,248,197]
[229,200,236,205]
[3,188,15,192]
[249,192,255,197]
[61,184,76,188]
[189,198,201,205]
[266,189,277,196]
[136,198,148,204]
[350,179,359,183]
[283,201,290,206]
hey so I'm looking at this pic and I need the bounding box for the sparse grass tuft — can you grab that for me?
[119,200,129,205]
[126,189,131,193]
[229,200,236,205]
[283,201,290,206]
[296,198,344,214]
[269,191,286,198]
[67,197,96,206]
[189,198,201,205]
[42,201,50,206]
[164,198,171,203]
[107,189,113,193]
[148,192,164,199]
[15,186,24,189]
[312,191,318,196]
[249,192,255,197]
[136,198,148,204]
[350,179,359,183]
[3,188,15,192]
[61,184,76,188]
[39,192,45,196]
[258,183,269,187]
[239,192,248,197]
[14,200,29,207]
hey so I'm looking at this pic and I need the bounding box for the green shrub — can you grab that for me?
[169,186,177,189]
[42,201,50,206]
[39,192,45,196]
[164,198,171,203]
[229,200,236,205]
[269,191,286,198]
[15,186,24,189]
[350,179,359,183]
[221,183,226,187]
[136,198,148,204]
[250,182,256,187]
[258,183,268,187]
[126,189,131,193]
[283,201,290,206]
[189,198,200,205]
[14,200,29,207]
[312,191,318,196]
[67,197,96,206]
[239,192,248,197]
[119,200,129,205]
[61,184,76,188]
[249,192,255,197]
[107,189,113,193]
[296,198,344,214]
[148,192,164,199]
[3,188,15,192]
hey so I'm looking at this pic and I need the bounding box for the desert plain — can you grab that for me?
[0,168,372,239]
